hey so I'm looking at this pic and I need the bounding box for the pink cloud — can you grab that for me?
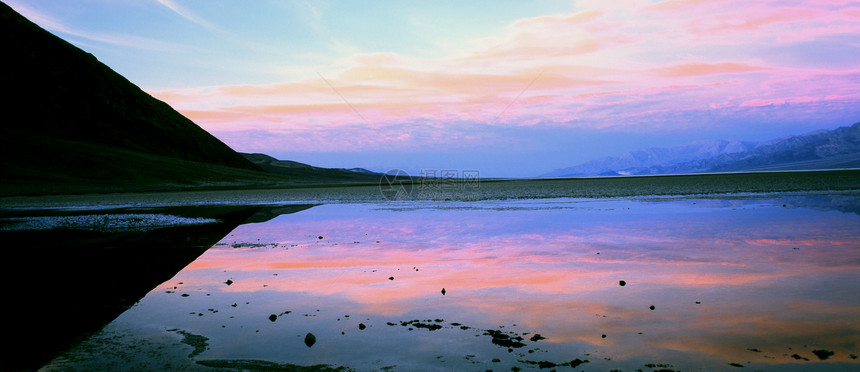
[146,0,860,154]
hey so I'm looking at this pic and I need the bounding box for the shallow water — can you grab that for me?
[42,196,860,371]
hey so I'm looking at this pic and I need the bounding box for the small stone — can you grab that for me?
[649,305,655,310]
[318,236,323,240]
[268,314,277,322]
[388,276,394,280]
[441,288,446,295]
[225,279,233,285]
[619,280,626,286]
[601,334,606,338]
[304,333,316,347]
[812,349,834,360]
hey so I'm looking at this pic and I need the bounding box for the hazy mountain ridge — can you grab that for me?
[241,153,381,183]
[543,122,860,177]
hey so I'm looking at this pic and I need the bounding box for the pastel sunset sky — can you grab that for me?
[8,0,860,177]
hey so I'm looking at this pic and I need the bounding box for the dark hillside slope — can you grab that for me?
[242,153,381,183]
[0,2,272,195]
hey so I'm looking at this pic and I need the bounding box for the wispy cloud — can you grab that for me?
[7,1,182,51]
[154,0,228,35]
[145,0,860,156]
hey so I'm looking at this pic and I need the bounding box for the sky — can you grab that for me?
[7,0,860,177]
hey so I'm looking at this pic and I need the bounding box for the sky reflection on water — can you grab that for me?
[70,197,860,371]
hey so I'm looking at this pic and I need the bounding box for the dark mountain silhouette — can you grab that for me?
[0,3,278,195]
[542,122,860,177]
[0,2,384,196]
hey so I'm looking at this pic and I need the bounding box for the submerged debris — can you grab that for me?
[171,329,209,358]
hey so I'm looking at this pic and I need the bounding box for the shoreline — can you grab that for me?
[2,169,858,211]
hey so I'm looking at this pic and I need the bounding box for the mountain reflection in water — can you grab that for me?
[2,204,316,371]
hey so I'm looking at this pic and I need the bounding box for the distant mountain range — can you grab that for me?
[541,122,860,178]
[0,3,378,196]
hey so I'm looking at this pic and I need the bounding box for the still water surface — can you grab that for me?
[47,196,860,371]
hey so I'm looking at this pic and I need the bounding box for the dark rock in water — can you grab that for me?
[850,353,858,359]
[729,362,744,367]
[388,277,394,280]
[601,334,607,338]
[529,333,545,342]
[441,288,446,295]
[415,322,442,331]
[484,329,526,348]
[318,236,323,240]
[619,280,626,286]
[791,353,809,361]
[225,279,233,286]
[812,349,834,360]
[358,323,366,330]
[649,305,656,310]
[520,360,561,369]
[268,314,277,322]
[747,348,762,352]
[304,333,316,347]
[569,358,589,367]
